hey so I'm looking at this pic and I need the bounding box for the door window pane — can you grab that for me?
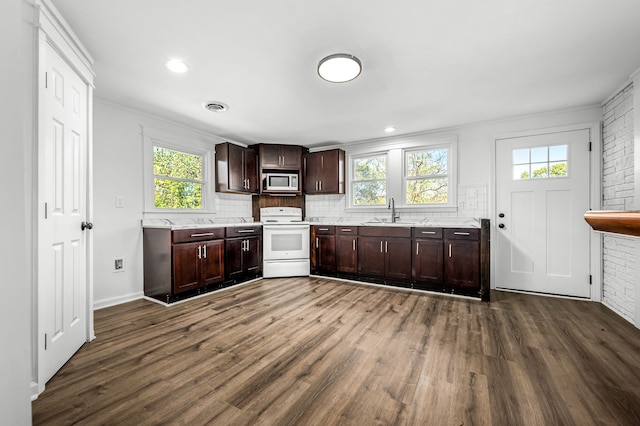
[512,144,569,180]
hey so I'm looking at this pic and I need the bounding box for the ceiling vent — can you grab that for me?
[204,101,229,112]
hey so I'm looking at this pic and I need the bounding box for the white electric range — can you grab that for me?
[260,207,310,278]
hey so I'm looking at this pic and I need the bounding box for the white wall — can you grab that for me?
[92,100,253,308]
[0,0,35,423]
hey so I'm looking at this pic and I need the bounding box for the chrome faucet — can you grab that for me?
[388,198,400,223]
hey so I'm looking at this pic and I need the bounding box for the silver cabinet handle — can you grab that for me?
[385,241,388,253]
[352,239,356,251]
[319,181,322,191]
[316,237,319,248]
[454,232,470,236]
[380,241,383,252]
[197,245,202,259]
[341,228,352,232]
[191,232,215,237]
[319,228,329,231]
[237,229,255,233]
[449,243,452,258]
[203,244,207,259]
[416,242,419,255]
[421,231,436,234]
[243,240,249,251]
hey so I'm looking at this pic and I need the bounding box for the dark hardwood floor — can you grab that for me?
[32,277,640,425]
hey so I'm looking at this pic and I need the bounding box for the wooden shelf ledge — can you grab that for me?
[584,210,640,237]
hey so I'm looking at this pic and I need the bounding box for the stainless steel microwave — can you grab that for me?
[263,173,299,191]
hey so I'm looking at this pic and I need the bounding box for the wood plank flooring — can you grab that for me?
[32,277,640,425]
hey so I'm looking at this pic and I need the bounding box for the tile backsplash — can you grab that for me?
[305,184,488,221]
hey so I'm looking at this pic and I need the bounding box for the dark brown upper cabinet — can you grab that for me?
[303,149,345,195]
[256,144,302,171]
[215,142,259,194]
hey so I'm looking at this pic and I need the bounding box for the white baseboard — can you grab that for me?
[94,292,144,310]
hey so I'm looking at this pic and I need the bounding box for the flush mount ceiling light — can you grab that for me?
[318,53,362,83]
[203,101,229,113]
[165,59,189,73]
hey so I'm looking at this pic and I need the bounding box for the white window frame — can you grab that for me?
[142,130,215,213]
[346,134,457,212]
[152,145,206,210]
[350,152,389,207]
[403,144,452,206]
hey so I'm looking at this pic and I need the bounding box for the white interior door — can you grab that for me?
[495,129,591,298]
[39,43,89,384]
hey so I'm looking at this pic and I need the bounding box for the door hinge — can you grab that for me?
[44,333,47,350]
[45,71,48,89]
[44,202,48,219]
[589,275,593,285]
[589,142,592,151]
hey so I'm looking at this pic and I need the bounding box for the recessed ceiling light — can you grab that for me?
[385,126,396,133]
[318,54,362,83]
[165,59,189,73]
[203,101,229,113]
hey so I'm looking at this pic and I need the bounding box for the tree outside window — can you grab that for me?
[153,146,204,209]
[352,154,387,205]
[405,148,448,204]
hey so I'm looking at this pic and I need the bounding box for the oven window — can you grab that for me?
[271,234,302,251]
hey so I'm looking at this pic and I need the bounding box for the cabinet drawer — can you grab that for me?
[412,227,443,239]
[172,227,225,244]
[314,225,335,235]
[444,228,480,240]
[336,226,358,235]
[359,226,411,238]
[226,226,262,238]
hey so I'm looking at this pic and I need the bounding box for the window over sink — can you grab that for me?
[347,135,457,211]
[153,146,204,209]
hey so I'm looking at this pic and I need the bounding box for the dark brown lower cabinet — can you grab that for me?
[143,227,226,303]
[336,233,358,273]
[311,226,336,274]
[445,229,481,292]
[225,226,262,282]
[357,226,412,282]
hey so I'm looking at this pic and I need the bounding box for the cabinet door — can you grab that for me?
[318,149,343,194]
[412,239,444,287]
[227,143,247,192]
[225,238,244,280]
[445,239,480,290]
[201,240,225,286]
[245,237,262,274]
[173,242,201,293]
[384,238,412,280]
[336,236,358,273]
[280,145,302,169]
[316,235,336,272]
[358,237,385,278]
[303,153,322,194]
[245,148,259,193]
[259,145,282,168]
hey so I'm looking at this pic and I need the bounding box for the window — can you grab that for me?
[347,137,457,210]
[513,144,568,180]
[153,146,204,209]
[405,147,448,204]
[352,154,387,206]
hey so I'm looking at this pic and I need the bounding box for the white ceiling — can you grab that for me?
[51,0,640,148]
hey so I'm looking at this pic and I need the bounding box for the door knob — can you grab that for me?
[81,221,93,231]
[498,223,505,229]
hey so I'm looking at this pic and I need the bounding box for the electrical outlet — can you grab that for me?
[114,257,125,272]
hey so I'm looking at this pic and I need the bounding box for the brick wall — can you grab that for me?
[602,83,636,323]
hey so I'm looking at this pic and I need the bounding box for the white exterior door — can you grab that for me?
[39,43,90,384]
[495,128,591,298]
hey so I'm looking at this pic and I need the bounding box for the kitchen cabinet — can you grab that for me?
[358,226,412,281]
[412,227,444,290]
[303,149,345,194]
[311,226,335,273]
[444,228,480,292]
[225,225,262,282]
[215,142,259,194]
[143,227,225,303]
[257,144,302,170]
[335,226,358,274]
